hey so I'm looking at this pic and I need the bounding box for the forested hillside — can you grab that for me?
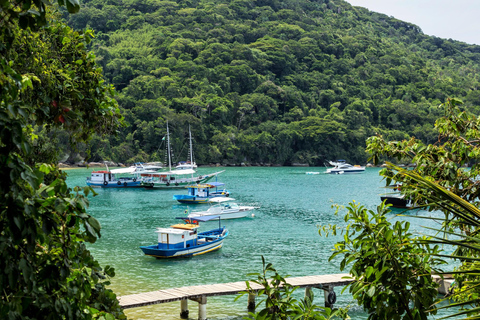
[62,0,480,166]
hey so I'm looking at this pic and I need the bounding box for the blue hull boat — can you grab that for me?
[86,169,143,188]
[173,182,230,204]
[140,216,228,258]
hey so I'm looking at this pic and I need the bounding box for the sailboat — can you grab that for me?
[140,123,224,189]
[176,125,198,170]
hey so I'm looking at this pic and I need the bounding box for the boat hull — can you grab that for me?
[188,207,255,220]
[326,168,365,174]
[86,179,143,188]
[381,195,409,208]
[141,172,222,189]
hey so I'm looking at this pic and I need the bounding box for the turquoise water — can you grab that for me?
[65,167,450,319]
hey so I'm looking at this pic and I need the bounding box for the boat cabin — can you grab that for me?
[155,223,199,249]
[89,170,115,183]
[186,184,213,197]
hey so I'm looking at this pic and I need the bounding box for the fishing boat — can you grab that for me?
[85,162,163,188]
[139,216,228,258]
[140,124,224,188]
[325,160,365,174]
[140,169,224,189]
[187,198,258,220]
[86,166,142,188]
[173,182,230,204]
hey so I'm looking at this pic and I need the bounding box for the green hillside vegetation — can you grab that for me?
[64,0,480,166]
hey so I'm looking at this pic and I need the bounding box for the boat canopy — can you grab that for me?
[111,167,136,174]
[208,182,225,187]
[175,215,221,222]
[168,169,196,175]
[185,183,214,189]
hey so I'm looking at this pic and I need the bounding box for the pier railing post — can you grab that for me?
[180,299,189,318]
[190,296,208,320]
[247,293,256,311]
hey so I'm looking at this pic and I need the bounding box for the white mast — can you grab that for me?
[167,122,172,171]
[189,124,194,166]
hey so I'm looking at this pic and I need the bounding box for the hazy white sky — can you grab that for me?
[346,0,480,45]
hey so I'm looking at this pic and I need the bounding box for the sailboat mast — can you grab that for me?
[167,122,172,171]
[189,125,193,166]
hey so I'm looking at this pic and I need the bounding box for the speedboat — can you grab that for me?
[173,182,230,204]
[139,216,228,258]
[325,160,365,174]
[187,198,258,220]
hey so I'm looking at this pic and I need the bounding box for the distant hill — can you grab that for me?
[64,0,480,166]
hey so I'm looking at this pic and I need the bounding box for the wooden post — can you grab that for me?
[247,293,256,311]
[191,296,208,320]
[180,299,189,319]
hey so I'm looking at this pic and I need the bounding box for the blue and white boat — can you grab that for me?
[86,163,162,188]
[86,167,142,188]
[325,160,365,174]
[139,216,228,258]
[173,182,230,204]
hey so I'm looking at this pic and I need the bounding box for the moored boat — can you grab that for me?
[141,123,225,188]
[173,182,230,204]
[187,198,258,220]
[139,216,228,258]
[381,194,409,208]
[86,167,143,188]
[140,169,225,189]
[176,125,197,170]
[381,184,411,208]
[325,160,365,174]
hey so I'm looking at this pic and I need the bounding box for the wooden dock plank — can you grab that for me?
[118,274,352,309]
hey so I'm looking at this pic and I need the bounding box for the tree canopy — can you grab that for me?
[0,1,125,318]
[62,0,480,166]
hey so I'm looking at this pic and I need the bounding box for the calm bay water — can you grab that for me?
[65,167,451,320]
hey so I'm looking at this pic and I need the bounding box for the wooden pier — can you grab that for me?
[118,274,454,320]
[118,273,353,320]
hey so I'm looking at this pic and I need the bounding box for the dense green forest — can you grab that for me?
[59,0,480,166]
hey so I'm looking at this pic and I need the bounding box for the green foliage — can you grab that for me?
[237,256,346,320]
[365,99,480,317]
[367,98,480,211]
[1,2,125,319]
[384,165,480,318]
[327,201,444,320]
[58,0,480,165]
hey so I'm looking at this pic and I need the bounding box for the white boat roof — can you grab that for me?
[163,168,196,175]
[155,227,189,234]
[110,167,136,174]
[209,197,236,203]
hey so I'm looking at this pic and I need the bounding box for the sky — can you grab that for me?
[346,0,480,45]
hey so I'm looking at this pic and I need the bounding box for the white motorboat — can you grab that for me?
[187,198,258,220]
[325,160,365,174]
